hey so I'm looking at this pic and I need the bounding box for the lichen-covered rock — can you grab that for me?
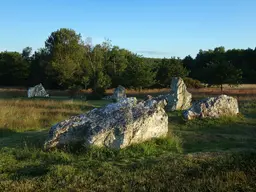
[102,85,126,102]
[113,85,126,102]
[183,95,239,120]
[166,77,192,111]
[28,83,49,98]
[44,97,168,150]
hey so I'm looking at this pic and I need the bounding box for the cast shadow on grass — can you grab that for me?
[168,110,256,153]
[1,114,255,156]
[0,128,48,149]
[12,164,50,180]
[0,128,17,138]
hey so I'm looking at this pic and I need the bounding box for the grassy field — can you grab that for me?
[0,95,256,191]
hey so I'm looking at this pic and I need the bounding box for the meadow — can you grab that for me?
[0,88,256,191]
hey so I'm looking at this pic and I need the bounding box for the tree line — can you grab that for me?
[0,28,255,94]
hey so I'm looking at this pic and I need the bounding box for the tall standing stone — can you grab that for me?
[112,85,126,102]
[166,77,192,111]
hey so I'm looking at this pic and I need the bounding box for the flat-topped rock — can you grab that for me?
[183,95,239,120]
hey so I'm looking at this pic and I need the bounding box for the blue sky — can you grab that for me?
[0,0,255,58]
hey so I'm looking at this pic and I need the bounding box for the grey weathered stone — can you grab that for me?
[28,83,49,98]
[113,85,126,102]
[166,77,192,111]
[102,85,126,102]
[144,95,153,101]
[44,96,168,150]
[183,95,239,120]
[102,95,113,100]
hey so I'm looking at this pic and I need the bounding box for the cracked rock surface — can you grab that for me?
[44,97,168,150]
[166,77,192,111]
[183,94,239,120]
[27,83,49,98]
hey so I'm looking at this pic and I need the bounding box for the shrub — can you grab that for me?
[87,87,106,100]
[67,85,82,98]
[184,77,204,89]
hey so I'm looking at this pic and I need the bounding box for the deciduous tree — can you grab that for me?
[45,28,86,88]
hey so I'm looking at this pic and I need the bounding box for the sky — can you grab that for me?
[0,0,255,58]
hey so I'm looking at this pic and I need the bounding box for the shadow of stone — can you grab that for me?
[167,103,256,153]
[168,111,186,125]
[0,128,17,138]
[12,164,50,180]
[0,129,48,149]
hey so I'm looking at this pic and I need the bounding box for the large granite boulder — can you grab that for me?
[44,97,168,150]
[166,77,192,111]
[28,84,49,98]
[183,95,239,120]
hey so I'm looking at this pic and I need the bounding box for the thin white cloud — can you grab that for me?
[137,50,171,56]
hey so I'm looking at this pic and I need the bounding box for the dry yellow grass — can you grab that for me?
[1,84,256,98]
[0,99,86,131]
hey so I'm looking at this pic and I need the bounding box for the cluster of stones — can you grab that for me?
[44,77,239,150]
[163,77,239,120]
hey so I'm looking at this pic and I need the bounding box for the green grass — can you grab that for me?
[0,98,256,191]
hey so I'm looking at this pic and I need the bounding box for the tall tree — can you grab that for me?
[106,46,130,87]
[84,40,111,92]
[124,54,156,90]
[156,58,189,87]
[182,55,194,71]
[206,61,243,91]
[22,47,32,61]
[0,51,30,86]
[45,28,87,88]
[28,48,54,87]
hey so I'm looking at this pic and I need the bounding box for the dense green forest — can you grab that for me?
[0,28,255,92]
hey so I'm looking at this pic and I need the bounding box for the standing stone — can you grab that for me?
[44,96,168,150]
[144,95,153,101]
[183,95,239,120]
[166,77,192,111]
[28,83,49,98]
[112,85,126,102]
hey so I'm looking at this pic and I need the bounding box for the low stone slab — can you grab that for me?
[44,96,168,150]
[183,94,239,120]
